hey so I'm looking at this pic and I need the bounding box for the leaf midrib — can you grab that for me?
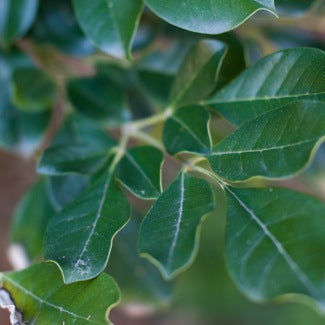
[166,173,185,271]
[211,137,319,156]
[71,173,113,277]
[206,92,324,104]
[226,186,320,298]
[3,276,102,324]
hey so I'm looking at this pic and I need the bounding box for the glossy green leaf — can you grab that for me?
[225,186,325,310]
[0,0,39,46]
[205,48,325,126]
[170,39,227,108]
[145,0,276,34]
[117,146,164,199]
[11,67,56,112]
[45,170,130,283]
[38,117,116,175]
[0,53,51,156]
[0,262,119,324]
[73,0,143,59]
[163,105,212,155]
[46,174,89,211]
[10,178,54,260]
[67,76,130,125]
[208,100,325,182]
[139,172,216,279]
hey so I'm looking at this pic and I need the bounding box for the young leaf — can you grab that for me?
[145,0,276,34]
[117,146,164,199]
[205,48,325,125]
[73,0,143,59]
[139,172,216,279]
[67,76,130,124]
[0,0,39,46]
[38,117,116,175]
[10,178,54,260]
[12,67,56,112]
[45,171,130,283]
[163,105,212,155]
[0,262,120,324]
[169,39,227,108]
[208,100,325,182]
[225,186,325,311]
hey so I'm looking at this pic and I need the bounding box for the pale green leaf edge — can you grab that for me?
[223,186,325,315]
[210,136,325,184]
[47,174,131,284]
[170,42,228,109]
[0,262,121,325]
[144,1,278,35]
[165,109,213,156]
[138,172,217,280]
[116,155,165,200]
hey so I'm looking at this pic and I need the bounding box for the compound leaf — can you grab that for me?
[145,0,275,35]
[0,262,119,324]
[163,105,212,155]
[205,48,325,126]
[208,100,325,182]
[225,186,325,311]
[45,171,130,283]
[139,172,216,279]
[73,0,143,59]
[117,146,164,199]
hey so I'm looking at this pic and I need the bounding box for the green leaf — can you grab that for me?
[208,100,325,182]
[225,186,325,311]
[170,39,227,108]
[205,48,325,126]
[73,0,143,59]
[10,178,54,260]
[67,76,130,125]
[117,146,164,199]
[139,172,216,279]
[0,262,120,324]
[46,174,89,211]
[163,105,212,155]
[0,94,51,157]
[45,170,130,283]
[145,0,276,34]
[0,53,50,156]
[11,67,56,112]
[0,0,39,46]
[38,117,116,175]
